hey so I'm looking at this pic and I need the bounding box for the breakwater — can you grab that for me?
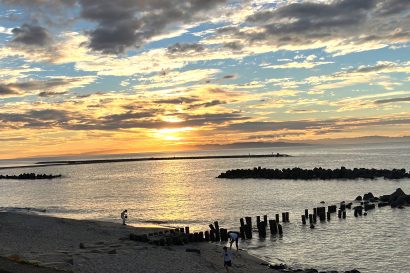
[217,166,410,180]
[0,173,62,180]
[0,153,290,170]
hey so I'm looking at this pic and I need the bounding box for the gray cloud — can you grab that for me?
[0,84,19,96]
[79,0,227,54]
[167,43,204,54]
[11,23,52,46]
[218,0,410,54]
[375,97,410,104]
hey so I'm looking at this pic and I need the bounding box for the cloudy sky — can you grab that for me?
[0,0,410,159]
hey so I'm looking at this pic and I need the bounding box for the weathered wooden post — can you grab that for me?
[239,226,245,239]
[245,217,252,229]
[275,214,280,222]
[257,222,266,238]
[309,214,313,224]
[282,212,286,222]
[204,231,210,241]
[220,228,228,241]
[305,209,309,219]
[256,216,261,226]
[198,231,204,241]
[210,229,216,241]
[285,212,290,222]
[342,210,346,219]
[240,218,245,227]
[277,224,283,235]
[263,215,268,226]
[179,228,184,233]
[269,219,278,234]
[301,215,306,225]
[245,217,252,239]
[338,209,342,218]
[185,227,190,234]
[327,211,331,221]
[214,221,220,241]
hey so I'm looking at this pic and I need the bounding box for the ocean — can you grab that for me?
[1,142,409,272]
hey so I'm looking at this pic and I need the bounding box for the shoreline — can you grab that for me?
[0,212,342,273]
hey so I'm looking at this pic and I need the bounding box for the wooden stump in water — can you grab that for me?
[338,209,342,218]
[263,215,268,226]
[214,221,220,241]
[239,226,245,239]
[269,220,278,234]
[185,227,190,234]
[309,214,313,224]
[210,230,216,241]
[245,217,252,229]
[240,218,245,227]
[275,214,280,223]
[199,231,204,241]
[285,212,290,222]
[342,210,346,219]
[327,211,331,221]
[245,224,252,239]
[301,215,306,225]
[277,224,283,235]
[305,209,309,219]
[204,231,210,241]
[257,216,261,226]
[282,212,286,222]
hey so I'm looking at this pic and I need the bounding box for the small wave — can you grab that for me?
[0,207,47,214]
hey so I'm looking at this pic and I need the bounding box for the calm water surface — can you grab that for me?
[1,143,409,272]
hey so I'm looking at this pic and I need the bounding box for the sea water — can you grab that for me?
[1,142,409,272]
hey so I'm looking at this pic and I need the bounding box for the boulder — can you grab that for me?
[355,195,362,201]
[363,192,374,200]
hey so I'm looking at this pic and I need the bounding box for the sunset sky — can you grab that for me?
[1,0,410,159]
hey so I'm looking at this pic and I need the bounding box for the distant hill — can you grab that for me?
[196,141,310,150]
[304,136,410,145]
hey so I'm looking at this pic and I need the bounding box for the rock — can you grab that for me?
[320,201,325,204]
[355,195,362,201]
[269,263,287,270]
[363,192,374,200]
[304,269,318,273]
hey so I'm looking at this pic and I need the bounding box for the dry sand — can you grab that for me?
[0,212,280,273]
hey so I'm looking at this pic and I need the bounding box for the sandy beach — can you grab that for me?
[0,212,288,273]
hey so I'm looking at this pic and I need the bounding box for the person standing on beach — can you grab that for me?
[228,231,239,251]
[222,246,232,273]
[121,209,128,225]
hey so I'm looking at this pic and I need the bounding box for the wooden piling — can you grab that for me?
[245,224,252,239]
[256,216,261,226]
[301,215,306,225]
[277,224,283,235]
[275,214,279,223]
[282,212,286,222]
[263,215,268,226]
[185,226,190,234]
[210,230,216,241]
[327,211,331,221]
[309,214,313,224]
[239,226,245,239]
[214,221,220,241]
[338,209,342,218]
[220,228,228,241]
[245,217,252,229]
[342,210,346,219]
[285,212,290,222]
[305,209,309,219]
[240,218,245,227]
[269,220,278,234]
[204,231,210,241]
[257,222,266,238]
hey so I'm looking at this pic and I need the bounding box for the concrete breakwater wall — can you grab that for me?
[217,166,410,180]
[0,173,62,180]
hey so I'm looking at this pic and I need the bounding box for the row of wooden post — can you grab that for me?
[239,213,286,239]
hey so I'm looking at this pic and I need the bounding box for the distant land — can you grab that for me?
[195,141,310,150]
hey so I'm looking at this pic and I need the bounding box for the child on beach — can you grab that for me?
[222,246,232,272]
[228,231,239,251]
[121,209,127,225]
